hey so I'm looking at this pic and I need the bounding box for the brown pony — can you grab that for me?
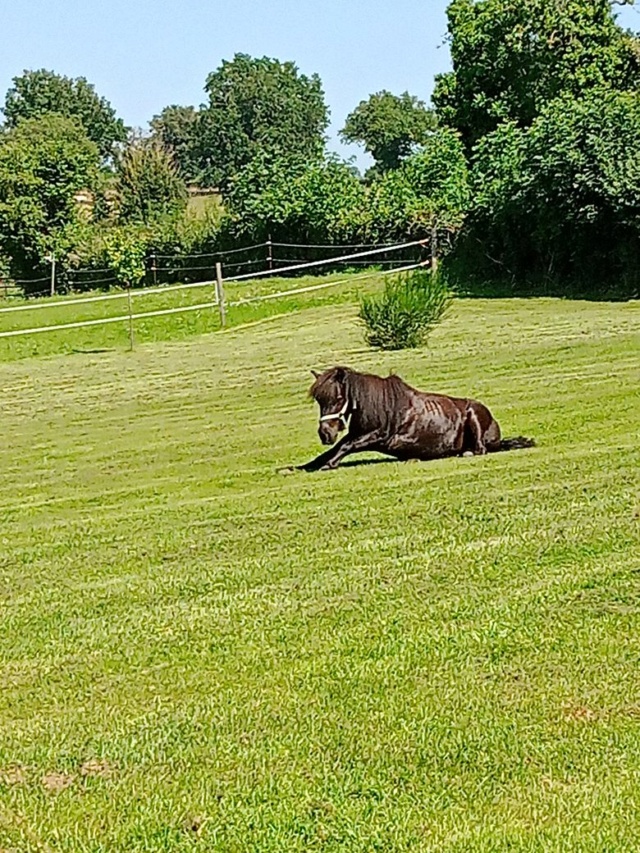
[298,366,535,471]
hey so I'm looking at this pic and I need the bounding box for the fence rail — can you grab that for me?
[0,240,430,343]
[4,236,431,298]
[227,261,428,308]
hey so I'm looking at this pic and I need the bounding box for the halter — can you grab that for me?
[319,398,350,428]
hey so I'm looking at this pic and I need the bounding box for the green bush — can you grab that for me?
[359,267,452,350]
[103,230,146,287]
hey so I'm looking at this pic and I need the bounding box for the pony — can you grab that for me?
[298,366,535,471]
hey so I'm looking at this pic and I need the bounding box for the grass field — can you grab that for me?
[0,293,639,851]
[0,269,388,363]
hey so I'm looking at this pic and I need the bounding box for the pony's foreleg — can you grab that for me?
[318,429,387,470]
[296,436,351,471]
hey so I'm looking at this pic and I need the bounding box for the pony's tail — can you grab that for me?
[494,436,536,452]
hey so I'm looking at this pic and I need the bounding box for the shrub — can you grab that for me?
[359,267,452,350]
[103,230,146,287]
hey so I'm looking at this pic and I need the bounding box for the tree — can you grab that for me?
[224,130,470,249]
[434,0,640,148]
[195,53,329,190]
[368,128,470,244]
[341,91,436,174]
[0,114,101,285]
[3,69,127,159]
[150,105,200,182]
[470,88,640,289]
[114,135,187,225]
[224,153,366,244]
[103,229,146,287]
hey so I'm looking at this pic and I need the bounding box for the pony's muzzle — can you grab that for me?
[318,422,339,445]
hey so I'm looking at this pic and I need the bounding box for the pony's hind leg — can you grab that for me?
[464,401,502,454]
[483,417,502,452]
[463,405,488,455]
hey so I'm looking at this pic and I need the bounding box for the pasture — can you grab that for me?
[0,292,639,851]
[0,269,387,363]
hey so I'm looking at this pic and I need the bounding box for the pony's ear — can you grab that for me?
[310,369,320,379]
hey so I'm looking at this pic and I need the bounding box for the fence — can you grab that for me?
[4,236,431,298]
[0,239,430,345]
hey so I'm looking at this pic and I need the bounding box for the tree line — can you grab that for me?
[0,0,638,297]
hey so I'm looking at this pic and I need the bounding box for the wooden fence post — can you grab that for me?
[126,282,135,350]
[49,253,56,297]
[430,223,439,274]
[215,262,226,327]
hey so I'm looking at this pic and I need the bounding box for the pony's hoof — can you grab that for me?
[462,451,474,458]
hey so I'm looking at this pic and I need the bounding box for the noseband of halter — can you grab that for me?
[319,398,350,428]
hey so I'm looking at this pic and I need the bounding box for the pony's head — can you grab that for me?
[309,366,352,445]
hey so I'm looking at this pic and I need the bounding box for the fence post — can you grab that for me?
[430,223,439,274]
[126,282,135,350]
[215,262,226,327]
[266,234,273,272]
[49,253,56,297]
[151,254,158,287]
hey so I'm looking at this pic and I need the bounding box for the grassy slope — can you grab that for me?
[0,270,386,363]
[0,297,639,851]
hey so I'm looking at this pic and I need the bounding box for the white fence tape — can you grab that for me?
[0,280,219,315]
[0,238,424,317]
[0,243,428,341]
[228,261,427,307]
[226,239,426,283]
[0,301,220,339]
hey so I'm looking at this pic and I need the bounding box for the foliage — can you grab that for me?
[196,53,329,189]
[0,251,11,291]
[225,131,469,250]
[103,229,146,286]
[114,135,187,225]
[225,153,367,244]
[433,0,640,293]
[367,128,470,241]
[150,104,200,182]
[434,0,640,149]
[148,199,222,253]
[0,114,101,287]
[359,267,452,349]
[469,87,640,291]
[59,197,224,290]
[341,90,436,174]
[3,68,127,159]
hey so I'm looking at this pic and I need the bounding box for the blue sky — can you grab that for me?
[2,0,639,171]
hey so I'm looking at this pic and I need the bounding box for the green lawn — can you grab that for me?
[0,269,387,363]
[0,295,639,851]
